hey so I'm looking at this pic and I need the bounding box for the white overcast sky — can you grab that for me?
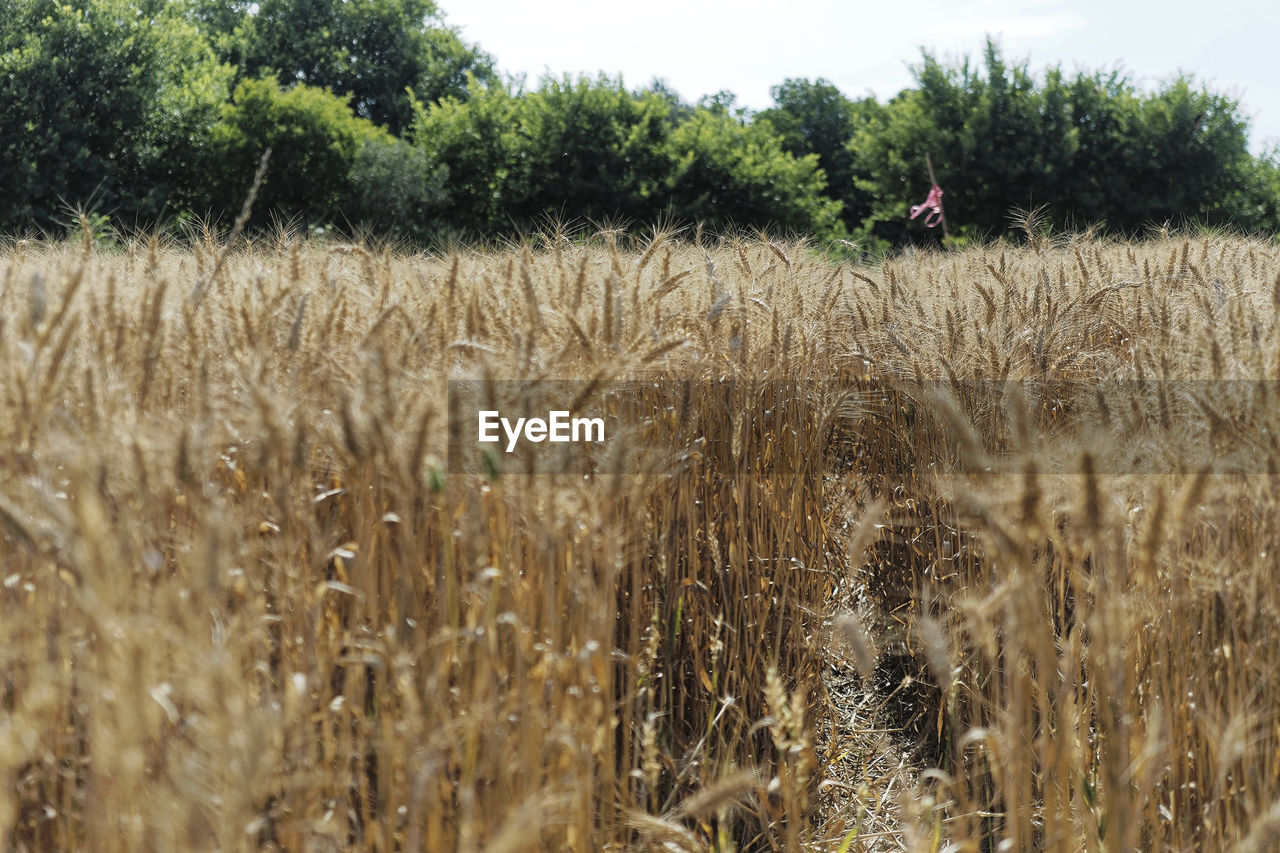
[443,0,1280,153]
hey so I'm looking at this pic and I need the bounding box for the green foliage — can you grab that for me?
[0,0,232,232]
[4,4,1276,248]
[238,0,494,135]
[849,42,1077,247]
[1066,74,1263,230]
[347,136,449,238]
[409,82,521,234]
[664,107,844,237]
[638,78,696,126]
[500,76,677,228]
[204,77,390,225]
[1240,149,1280,233]
[409,76,843,239]
[412,77,678,235]
[848,39,1278,248]
[758,78,881,230]
[184,0,254,65]
[697,90,745,118]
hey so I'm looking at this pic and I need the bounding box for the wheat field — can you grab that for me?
[1,225,1278,852]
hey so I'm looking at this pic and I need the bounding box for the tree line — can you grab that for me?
[3,0,1278,251]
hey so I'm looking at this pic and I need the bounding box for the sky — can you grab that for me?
[443,0,1280,153]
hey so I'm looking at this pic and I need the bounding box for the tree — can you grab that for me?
[409,82,521,234]
[203,77,390,224]
[409,76,844,239]
[411,76,676,234]
[502,76,677,228]
[185,0,255,65]
[0,0,231,232]
[347,136,449,239]
[849,41,1077,248]
[847,39,1275,248]
[664,107,844,237]
[239,0,494,135]
[758,78,880,230]
[638,78,695,126]
[1066,74,1263,231]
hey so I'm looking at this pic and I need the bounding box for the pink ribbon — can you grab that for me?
[910,184,944,228]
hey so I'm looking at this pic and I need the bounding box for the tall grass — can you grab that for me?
[0,228,1277,851]
[843,234,1280,852]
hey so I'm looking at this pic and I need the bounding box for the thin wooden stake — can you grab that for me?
[926,152,950,244]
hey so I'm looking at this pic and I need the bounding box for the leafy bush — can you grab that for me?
[758,78,881,231]
[0,0,231,232]
[238,0,494,135]
[664,107,844,237]
[411,76,678,235]
[347,136,449,239]
[847,39,1277,248]
[410,75,844,239]
[5,5,1276,246]
[499,76,676,228]
[203,77,390,225]
[409,82,521,234]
